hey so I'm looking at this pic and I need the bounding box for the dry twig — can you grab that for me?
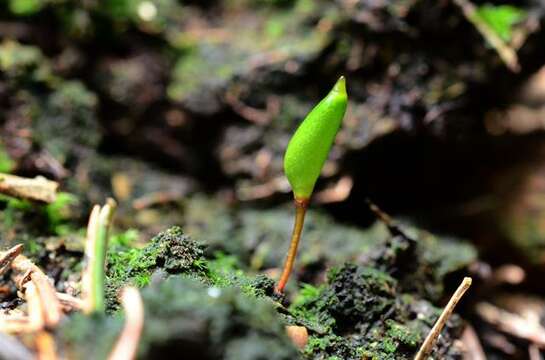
[10,254,62,328]
[0,244,24,275]
[415,277,472,360]
[24,280,59,360]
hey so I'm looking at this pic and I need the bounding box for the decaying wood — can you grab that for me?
[0,244,24,275]
[415,277,472,360]
[0,173,58,203]
[108,287,144,360]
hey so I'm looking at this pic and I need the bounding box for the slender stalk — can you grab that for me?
[82,205,99,313]
[92,199,116,313]
[414,277,472,360]
[275,198,308,294]
[108,287,144,360]
[83,198,117,314]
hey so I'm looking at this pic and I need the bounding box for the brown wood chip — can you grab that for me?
[0,173,58,203]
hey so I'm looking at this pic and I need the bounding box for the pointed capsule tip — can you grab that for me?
[332,76,346,95]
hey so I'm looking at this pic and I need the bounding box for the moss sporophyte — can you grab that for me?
[276,76,348,294]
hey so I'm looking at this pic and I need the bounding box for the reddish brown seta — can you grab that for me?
[275,197,309,294]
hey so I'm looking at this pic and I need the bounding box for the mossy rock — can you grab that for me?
[60,276,298,360]
[105,226,207,309]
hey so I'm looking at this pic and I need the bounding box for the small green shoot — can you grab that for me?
[82,198,117,314]
[276,77,348,293]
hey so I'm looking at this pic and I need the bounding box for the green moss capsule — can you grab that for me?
[284,76,348,200]
[276,77,348,294]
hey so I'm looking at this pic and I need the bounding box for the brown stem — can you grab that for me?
[275,198,308,294]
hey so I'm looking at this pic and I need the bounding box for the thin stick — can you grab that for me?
[414,277,472,360]
[108,287,144,360]
[275,198,308,294]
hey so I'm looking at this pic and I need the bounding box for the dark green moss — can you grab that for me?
[105,226,207,309]
[105,225,279,311]
[290,263,464,360]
